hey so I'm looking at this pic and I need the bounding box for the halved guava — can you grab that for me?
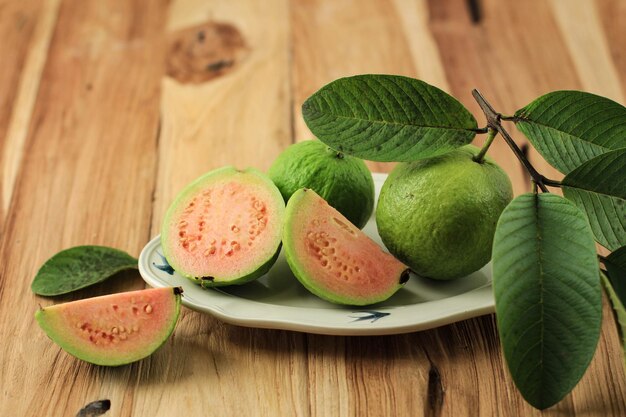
[161,166,285,286]
[283,189,410,305]
[35,287,182,366]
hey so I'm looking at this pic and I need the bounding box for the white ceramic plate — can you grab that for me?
[139,173,495,336]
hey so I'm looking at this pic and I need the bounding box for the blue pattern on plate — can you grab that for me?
[153,253,174,275]
[349,310,390,323]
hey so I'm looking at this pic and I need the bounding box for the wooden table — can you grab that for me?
[2,0,625,415]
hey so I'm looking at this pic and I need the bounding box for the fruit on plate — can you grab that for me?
[161,167,285,287]
[268,139,375,229]
[283,188,410,305]
[35,287,182,366]
[376,145,513,280]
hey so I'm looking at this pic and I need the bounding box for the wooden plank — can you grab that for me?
[549,0,623,103]
[595,0,626,100]
[0,0,59,229]
[391,0,451,91]
[141,1,309,416]
[0,0,166,415]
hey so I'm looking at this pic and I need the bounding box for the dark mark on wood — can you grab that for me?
[166,21,249,84]
[206,59,234,72]
[426,364,444,416]
[76,399,111,417]
[421,347,444,417]
[466,0,482,24]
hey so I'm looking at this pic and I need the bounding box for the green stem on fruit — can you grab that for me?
[473,128,497,163]
[471,89,562,193]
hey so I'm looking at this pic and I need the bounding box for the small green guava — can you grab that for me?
[269,140,375,229]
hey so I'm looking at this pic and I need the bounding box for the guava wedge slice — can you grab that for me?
[283,189,410,305]
[35,287,182,366]
[161,167,285,287]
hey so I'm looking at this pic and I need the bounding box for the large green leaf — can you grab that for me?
[492,193,601,409]
[31,246,138,296]
[561,148,626,251]
[514,91,626,174]
[301,75,477,162]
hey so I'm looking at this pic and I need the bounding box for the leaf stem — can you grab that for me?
[473,128,497,163]
[471,89,561,193]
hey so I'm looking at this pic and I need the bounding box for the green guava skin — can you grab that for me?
[268,140,375,229]
[190,245,281,288]
[376,145,513,281]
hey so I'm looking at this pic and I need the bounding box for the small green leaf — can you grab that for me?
[31,246,138,296]
[561,148,626,251]
[514,91,626,174]
[492,193,601,410]
[302,75,478,162]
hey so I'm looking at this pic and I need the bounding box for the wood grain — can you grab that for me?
[0,0,166,415]
[0,0,59,230]
[1,0,625,415]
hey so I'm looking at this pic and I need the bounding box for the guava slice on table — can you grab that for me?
[35,287,182,366]
[161,166,285,287]
[283,189,410,306]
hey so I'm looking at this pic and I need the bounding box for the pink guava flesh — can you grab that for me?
[35,287,181,366]
[284,189,409,305]
[161,167,284,284]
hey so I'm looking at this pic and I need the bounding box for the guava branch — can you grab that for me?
[471,89,561,193]
[473,128,497,163]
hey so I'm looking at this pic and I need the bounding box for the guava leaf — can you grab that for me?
[32,246,138,296]
[602,250,626,374]
[301,75,478,162]
[514,91,626,174]
[561,148,626,251]
[605,246,626,310]
[492,193,601,410]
